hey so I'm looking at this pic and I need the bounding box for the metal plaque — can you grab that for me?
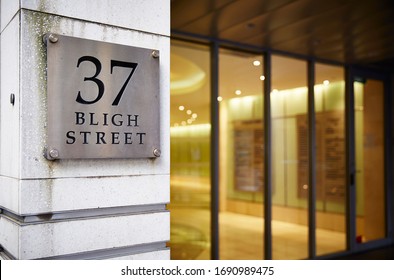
[45,33,160,159]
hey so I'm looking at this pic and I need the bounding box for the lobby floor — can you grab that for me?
[169,178,390,260]
[169,208,346,260]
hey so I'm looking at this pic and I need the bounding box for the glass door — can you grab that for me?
[218,48,264,260]
[169,40,212,260]
[314,64,346,256]
[350,70,390,250]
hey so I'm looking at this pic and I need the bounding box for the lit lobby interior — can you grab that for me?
[168,40,385,260]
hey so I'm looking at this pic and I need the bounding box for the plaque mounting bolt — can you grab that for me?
[48,149,59,160]
[48,34,59,43]
[43,33,58,44]
[152,50,159,58]
[153,148,161,157]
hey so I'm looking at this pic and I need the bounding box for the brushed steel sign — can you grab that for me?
[44,34,160,159]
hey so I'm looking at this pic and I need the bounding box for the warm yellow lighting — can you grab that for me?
[186,109,192,115]
[235,89,242,95]
[192,113,198,119]
[229,95,256,110]
[295,87,306,95]
[179,105,185,111]
[181,121,186,126]
[271,89,279,94]
[323,80,330,85]
[170,54,206,95]
[217,96,223,102]
[170,123,211,135]
[187,119,193,124]
[253,60,261,66]
[260,75,265,81]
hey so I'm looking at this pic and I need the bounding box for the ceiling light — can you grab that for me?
[323,80,330,85]
[260,75,265,81]
[170,54,206,95]
[217,96,223,102]
[186,110,192,115]
[181,121,186,126]
[187,119,193,124]
[235,90,242,95]
[179,105,185,111]
[253,60,261,66]
[192,113,198,119]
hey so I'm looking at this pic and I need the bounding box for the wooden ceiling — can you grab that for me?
[171,0,394,70]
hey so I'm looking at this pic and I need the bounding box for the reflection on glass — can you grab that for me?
[271,55,308,260]
[355,79,386,243]
[219,49,264,259]
[315,64,346,255]
[169,41,211,259]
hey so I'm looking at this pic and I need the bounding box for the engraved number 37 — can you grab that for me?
[76,56,138,106]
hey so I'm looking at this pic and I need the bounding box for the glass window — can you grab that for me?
[315,64,346,255]
[169,41,211,259]
[169,39,388,260]
[219,48,264,259]
[271,55,308,260]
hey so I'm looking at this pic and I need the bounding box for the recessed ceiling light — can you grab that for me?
[192,113,198,119]
[253,60,261,66]
[235,90,242,95]
[260,75,265,81]
[217,96,223,102]
[323,80,330,85]
[179,105,185,111]
[186,110,192,115]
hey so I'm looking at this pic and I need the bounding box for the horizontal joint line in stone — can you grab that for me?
[0,204,168,224]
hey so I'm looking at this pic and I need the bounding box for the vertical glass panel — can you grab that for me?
[315,64,346,255]
[219,49,264,259]
[169,41,211,259]
[271,55,308,259]
[354,78,386,243]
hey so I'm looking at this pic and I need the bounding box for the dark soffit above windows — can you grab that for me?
[171,0,394,70]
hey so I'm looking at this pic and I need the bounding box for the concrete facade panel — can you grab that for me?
[0,14,20,179]
[21,0,170,36]
[19,174,170,215]
[0,212,170,259]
